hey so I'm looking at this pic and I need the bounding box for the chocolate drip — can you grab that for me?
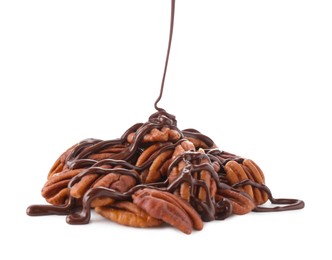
[154,0,176,112]
[233,180,305,212]
[66,187,132,224]
[27,196,77,216]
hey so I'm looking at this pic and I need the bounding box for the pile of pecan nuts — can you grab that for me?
[36,112,273,234]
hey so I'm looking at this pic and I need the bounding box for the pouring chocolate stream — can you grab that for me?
[27,0,304,234]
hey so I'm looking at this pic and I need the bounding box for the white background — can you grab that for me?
[1,0,331,259]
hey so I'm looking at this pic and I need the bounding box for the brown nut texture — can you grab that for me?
[168,140,195,201]
[127,127,181,144]
[168,143,217,205]
[95,201,163,228]
[168,140,195,183]
[133,188,203,234]
[242,159,268,205]
[135,142,173,183]
[70,167,138,200]
[216,188,255,215]
[42,168,83,205]
[224,159,268,205]
[42,140,131,206]
[182,128,216,149]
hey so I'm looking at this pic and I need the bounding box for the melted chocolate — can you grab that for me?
[27,0,304,228]
[27,196,77,216]
[154,0,175,112]
[233,180,305,212]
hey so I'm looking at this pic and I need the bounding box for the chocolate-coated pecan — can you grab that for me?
[136,142,173,183]
[168,143,217,205]
[127,127,181,144]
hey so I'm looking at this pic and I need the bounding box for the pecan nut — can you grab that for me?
[42,168,83,205]
[136,142,173,183]
[168,140,195,201]
[133,188,203,234]
[216,188,255,215]
[43,140,130,206]
[70,167,138,202]
[90,170,137,207]
[127,127,181,144]
[168,140,195,184]
[196,149,217,202]
[95,201,163,228]
[168,143,217,205]
[242,159,268,205]
[86,144,128,161]
[224,160,254,198]
[224,159,268,205]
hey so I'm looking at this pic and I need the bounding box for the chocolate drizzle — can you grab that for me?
[154,0,176,113]
[233,180,305,212]
[26,0,304,230]
[26,116,305,223]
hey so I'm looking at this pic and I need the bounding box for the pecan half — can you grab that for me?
[136,142,173,183]
[224,161,254,198]
[168,140,195,201]
[197,149,217,202]
[182,128,216,149]
[242,159,268,205]
[168,144,217,205]
[89,170,137,207]
[127,127,181,144]
[43,140,130,206]
[42,168,83,205]
[168,140,195,184]
[70,167,138,201]
[86,144,128,161]
[216,188,255,215]
[70,173,99,199]
[95,201,163,228]
[133,188,203,234]
[224,159,268,205]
